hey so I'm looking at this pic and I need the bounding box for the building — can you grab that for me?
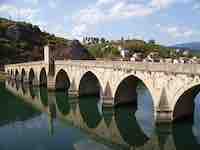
[118,46,130,58]
[130,53,143,62]
[144,52,160,62]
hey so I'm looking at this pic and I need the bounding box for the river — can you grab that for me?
[0,80,200,150]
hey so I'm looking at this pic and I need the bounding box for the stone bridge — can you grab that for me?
[4,45,200,123]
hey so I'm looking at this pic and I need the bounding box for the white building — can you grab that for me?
[130,53,143,62]
[120,49,130,58]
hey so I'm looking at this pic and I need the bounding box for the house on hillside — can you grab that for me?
[144,52,160,62]
[118,46,130,59]
[130,53,143,62]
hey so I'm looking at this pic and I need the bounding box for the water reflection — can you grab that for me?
[193,92,200,144]
[48,99,57,136]
[4,80,200,150]
[55,92,70,115]
[21,82,27,94]
[40,87,48,106]
[102,107,113,127]
[79,97,102,129]
[173,123,200,150]
[136,83,155,138]
[16,80,20,90]
[29,85,36,99]
[115,107,149,148]
[0,82,40,125]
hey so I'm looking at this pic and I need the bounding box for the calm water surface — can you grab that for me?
[0,80,200,150]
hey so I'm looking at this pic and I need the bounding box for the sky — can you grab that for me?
[0,0,200,45]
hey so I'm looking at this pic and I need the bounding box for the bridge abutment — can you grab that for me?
[155,109,173,124]
[32,79,40,86]
[47,76,56,91]
[22,77,29,84]
[68,89,79,98]
[101,96,115,107]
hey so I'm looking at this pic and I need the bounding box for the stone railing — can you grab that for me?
[5,60,200,75]
[5,61,45,68]
[55,60,200,75]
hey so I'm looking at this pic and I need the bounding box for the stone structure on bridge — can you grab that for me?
[5,45,200,123]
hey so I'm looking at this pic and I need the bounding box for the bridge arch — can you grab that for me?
[15,69,19,80]
[113,74,154,108]
[55,69,70,92]
[11,69,13,77]
[172,82,200,122]
[79,71,102,97]
[21,68,26,82]
[28,68,35,85]
[39,68,47,87]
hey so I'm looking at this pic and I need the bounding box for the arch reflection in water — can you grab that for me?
[15,69,19,80]
[114,76,155,134]
[79,97,102,129]
[173,85,200,122]
[114,107,149,148]
[29,85,36,99]
[173,122,200,150]
[21,82,27,95]
[15,80,20,91]
[55,91,70,115]
[193,92,200,144]
[40,87,49,107]
[48,100,57,136]
[11,79,15,87]
[172,90,200,150]
[102,107,114,127]
[135,83,155,138]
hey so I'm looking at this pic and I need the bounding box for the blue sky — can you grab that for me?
[0,0,200,45]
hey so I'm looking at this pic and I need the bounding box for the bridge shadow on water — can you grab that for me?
[3,80,200,150]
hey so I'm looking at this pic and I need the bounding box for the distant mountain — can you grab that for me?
[171,42,200,51]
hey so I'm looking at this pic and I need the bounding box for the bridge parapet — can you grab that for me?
[55,60,200,75]
[5,60,200,75]
[5,61,46,68]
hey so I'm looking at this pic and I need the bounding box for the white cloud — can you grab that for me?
[156,24,195,38]
[193,3,200,10]
[72,24,88,38]
[48,0,57,9]
[97,0,116,5]
[24,0,39,5]
[33,20,48,31]
[150,0,175,9]
[109,2,154,18]
[46,24,71,39]
[71,0,185,38]
[0,4,39,21]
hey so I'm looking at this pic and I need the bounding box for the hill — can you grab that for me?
[84,37,173,59]
[171,42,200,51]
[0,17,93,69]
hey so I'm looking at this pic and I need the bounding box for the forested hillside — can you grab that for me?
[0,17,92,69]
